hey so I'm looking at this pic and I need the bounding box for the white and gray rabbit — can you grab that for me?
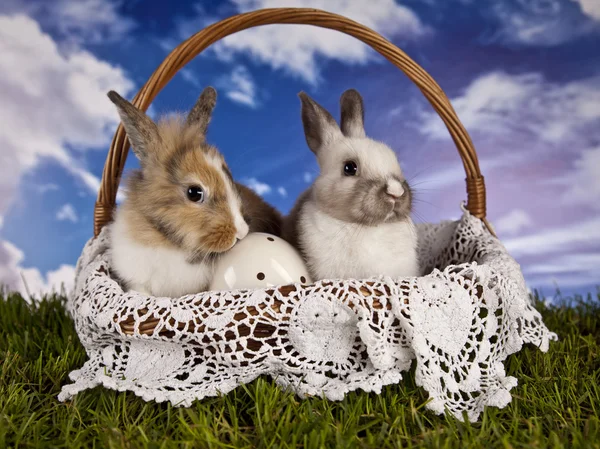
[282,89,420,281]
[107,87,282,297]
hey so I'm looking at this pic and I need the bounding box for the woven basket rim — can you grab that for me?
[93,6,495,237]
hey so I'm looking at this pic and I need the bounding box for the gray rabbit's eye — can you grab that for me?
[343,160,358,176]
[187,185,204,202]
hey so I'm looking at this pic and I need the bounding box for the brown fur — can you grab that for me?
[186,86,216,133]
[121,116,239,257]
[281,187,312,251]
[236,182,283,236]
[109,87,283,262]
[108,91,159,166]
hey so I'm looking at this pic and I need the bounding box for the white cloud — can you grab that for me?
[218,65,258,108]
[502,216,600,258]
[524,253,600,289]
[487,0,599,47]
[178,0,429,84]
[572,0,600,21]
[0,239,76,299]
[277,186,287,197]
[411,165,464,190]
[412,70,600,291]
[0,13,133,300]
[303,172,313,183]
[243,177,272,196]
[157,38,177,52]
[560,147,600,210]
[43,264,77,296]
[0,14,134,218]
[56,204,79,223]
[525,253,600,276]
[64,164,126,202]
[44,0,134,44]
[419,71,600,144]
[494,209,533,236]
[180,68,201,88]
[68,165,101,192]
[36,183,59,193]
[0,0,135,45]
[412,152,527,191]
[528,272,599,289]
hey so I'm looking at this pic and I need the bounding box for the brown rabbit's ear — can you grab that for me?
[340,89,366,138]
[186,86,217,135]
[107,91,160,164]
[298,91,343,155]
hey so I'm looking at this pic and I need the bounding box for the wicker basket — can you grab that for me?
[95,7,493,240]
[59,8,557,420]
[94,8,495,337]
[92,7,498,338]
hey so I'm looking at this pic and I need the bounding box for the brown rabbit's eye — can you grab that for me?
[187,186,204,203]
[343,161,358,176]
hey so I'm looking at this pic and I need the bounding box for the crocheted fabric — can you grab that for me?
[58,206,557,421]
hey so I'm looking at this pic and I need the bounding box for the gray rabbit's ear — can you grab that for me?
[107,91,160,164]
[298,91,343,155]
[187,86,217,135]
[340,89,366,138]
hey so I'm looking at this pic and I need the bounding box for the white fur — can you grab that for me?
[206,153,249,242]
[108,209,215,297]
[298,201,420,280]
[319,137,404,179]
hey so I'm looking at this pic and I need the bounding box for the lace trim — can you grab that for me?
[58,209,557,422]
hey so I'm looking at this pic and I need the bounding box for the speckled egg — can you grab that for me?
[209,232,312,291]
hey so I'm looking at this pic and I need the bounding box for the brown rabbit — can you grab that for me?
[107,87,282,297]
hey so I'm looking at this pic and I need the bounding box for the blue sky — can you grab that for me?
[0,0,599,299]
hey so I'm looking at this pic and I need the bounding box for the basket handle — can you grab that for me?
[94,7,494,237]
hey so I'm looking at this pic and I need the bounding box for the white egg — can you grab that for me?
[209,232,312,291]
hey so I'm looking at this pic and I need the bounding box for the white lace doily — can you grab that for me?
[58,207,557,421]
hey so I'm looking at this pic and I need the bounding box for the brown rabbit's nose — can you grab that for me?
[235,220,249,241]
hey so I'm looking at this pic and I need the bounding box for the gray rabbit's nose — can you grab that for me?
[385,179,405,199]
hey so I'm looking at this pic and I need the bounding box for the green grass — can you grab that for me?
[0,290,598,449]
